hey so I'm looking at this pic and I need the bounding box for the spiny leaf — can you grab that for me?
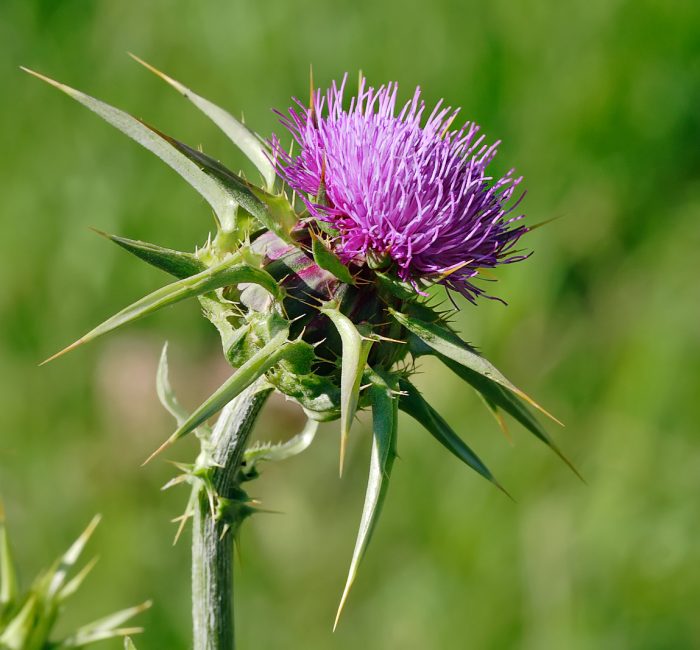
[42,254,280,364]
[92,228,205,279]
[57,601,151,648]
[442,358,583,480]
[130,53,277,192]
[157,343,212,439]
[390,308,562,425]
[155,132,297,242]
[244,418,319,467]
[320,305,373,476]
[310,232,355,285]
[22,68,242,232]
[145,329,290,463]
[334,369,397,630]
[397,378,510,497]
[0,500,18,612]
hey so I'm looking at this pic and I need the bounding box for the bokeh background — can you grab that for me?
[2,0,699,648]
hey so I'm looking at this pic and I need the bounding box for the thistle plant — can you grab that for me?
[0,506,149,649]
[24,58,576,649]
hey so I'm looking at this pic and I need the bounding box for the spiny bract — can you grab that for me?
[26,59,574,626]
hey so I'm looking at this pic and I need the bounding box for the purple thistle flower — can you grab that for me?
[273,76,530,302]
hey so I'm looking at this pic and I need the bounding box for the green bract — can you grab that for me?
[26,59,576,626]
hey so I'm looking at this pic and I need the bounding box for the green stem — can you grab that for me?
[192,382,272,650]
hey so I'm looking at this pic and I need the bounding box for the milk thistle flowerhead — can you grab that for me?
[274,76,528,302]
[26,59,575,629]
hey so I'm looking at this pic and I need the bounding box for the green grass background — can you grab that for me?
[2,0,700,648]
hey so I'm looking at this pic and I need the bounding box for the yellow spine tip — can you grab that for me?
[142,437,173,466]
[39,339,84,366]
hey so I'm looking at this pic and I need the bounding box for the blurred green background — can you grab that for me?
[2,0,700,648]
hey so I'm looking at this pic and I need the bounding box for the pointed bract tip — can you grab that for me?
[544,439,585,483]
[495,480,516,502]
[494,411,512,443]
[137,599,153,612]
[39,338,86,366]
[80,514,102,541]
[21,67,69,92]
[564,456,586,484]
[142,436,175,466]
[88,225,108,238]
[128,52,159,75]
[129,52,188,96]
[333,585,352,632]
[513,388,564,427]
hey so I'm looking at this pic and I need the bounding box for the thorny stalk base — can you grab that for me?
[192,383,272,650]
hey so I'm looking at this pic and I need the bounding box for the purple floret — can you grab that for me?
[273,75,529,302]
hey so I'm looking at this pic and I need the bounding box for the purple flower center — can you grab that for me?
[273,76,529,302]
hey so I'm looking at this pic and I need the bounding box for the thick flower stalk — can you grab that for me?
[26,59,576,648]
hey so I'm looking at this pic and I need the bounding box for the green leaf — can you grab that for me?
[390,308,561,425]
[156,343,212,440]
[155,133,297,242]
[145,328,290,463]
[334,369,397,630]
[92,228,205,279]
[320,305,373,475]
[57,601,150,648]
[244,418,318,468]
[130,54,277,192]
[124,638,138,650]
[0,501,18,615]
[22,68,242,232]
[311,233,355,285]
[442,359,583,480]
[398,378,509,496]
[42,253,280,364]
